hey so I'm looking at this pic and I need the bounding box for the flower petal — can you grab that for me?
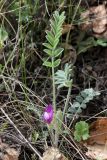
[43,104,54,124]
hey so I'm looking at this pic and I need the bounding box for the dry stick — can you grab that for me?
[58,119,87,160]
[61,134,87,160]
[0,108,43,160]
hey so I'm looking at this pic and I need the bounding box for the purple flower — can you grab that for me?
[43,104,53,124]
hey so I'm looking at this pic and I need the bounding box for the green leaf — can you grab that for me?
[0,41,3,49]
[43,49,52,56]
[72,101,80,108]
[50,20,56,34]
[43,61,52,67]
[31,131,39,143]
[77,37,95,54]
[54,59,61,67]
[55,63,73,88]
[46,34,54,46]
[53,38,59,49]
[43,43,53,50]
[54,48,64,57]
[65,80,73,88]
[76,96,83,103]
[74,133,81,142]
[74,121,89,142]
[0,27,8,42]
[55,30,62,39]
[71,88,100,114]
[53,11,59,23]
[0,122,8,133]
[96,39,107,47]
[46,31,54,41]
[81,103,86,109]
[0,64,3,73]
[82,133,89,140]
[76,108,82,114]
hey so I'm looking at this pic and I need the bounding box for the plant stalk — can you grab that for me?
[59,82,72,149]
[63,82,72,120]
[51,57,58,147]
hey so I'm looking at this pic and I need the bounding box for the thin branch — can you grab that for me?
[0,108,43,160]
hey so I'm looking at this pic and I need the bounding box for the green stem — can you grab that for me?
[63,82,72,120]
[59,82,72,149]
[52,57,56,114]
[47,125,55,146]
[51,57,58,147]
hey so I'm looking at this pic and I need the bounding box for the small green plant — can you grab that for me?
[9,1,40,22]
[69,88,100,114]
[0,122,8,133]
[0,27,8,48]
[55,63,73,119]
[43,11,65,147]
[77,36,107,54]
[30,131,39,143]
[55,63,73,89]
[74,121,89,142]
[73,89,100,143]
[42,10,100,151]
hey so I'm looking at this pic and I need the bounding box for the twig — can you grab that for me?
[0,108,43,160]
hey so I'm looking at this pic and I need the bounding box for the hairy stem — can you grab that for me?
[51,57,58,147]
[59,82,72,149]
[63,82,72,119]
[52,57,56,114]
